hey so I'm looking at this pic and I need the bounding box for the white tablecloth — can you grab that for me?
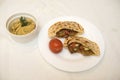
[0,0,120,80]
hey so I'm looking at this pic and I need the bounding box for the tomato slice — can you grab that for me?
[49,38,63,54]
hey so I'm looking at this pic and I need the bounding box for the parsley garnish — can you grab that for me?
[20,16,29,27]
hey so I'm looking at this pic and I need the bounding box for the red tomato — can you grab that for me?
[49,38,63,54]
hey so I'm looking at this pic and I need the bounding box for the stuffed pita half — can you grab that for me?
[64,36,100,56]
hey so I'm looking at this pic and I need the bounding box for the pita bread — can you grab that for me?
[48,21,84,37]
[64,36,100,56]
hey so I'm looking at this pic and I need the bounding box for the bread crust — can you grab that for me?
[48,21,84,37]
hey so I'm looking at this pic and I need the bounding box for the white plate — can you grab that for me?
[38,16,105,72]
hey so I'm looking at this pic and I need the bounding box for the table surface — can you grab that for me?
[0,0,120,80]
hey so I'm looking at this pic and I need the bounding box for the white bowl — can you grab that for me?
[6,13,38,43]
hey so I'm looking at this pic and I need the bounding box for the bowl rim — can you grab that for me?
[6,13,38,38]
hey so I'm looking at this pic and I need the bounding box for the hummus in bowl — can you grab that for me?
[6,13,38,43]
